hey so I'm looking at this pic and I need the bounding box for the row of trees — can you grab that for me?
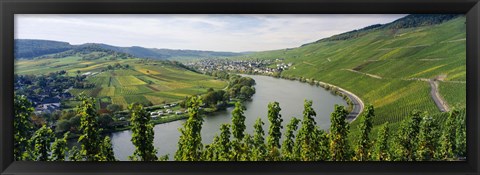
[15,93,466,161]
[14,94,166,161]
[174,97,466,161]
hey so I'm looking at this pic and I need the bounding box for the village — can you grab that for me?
[186,58,293,75]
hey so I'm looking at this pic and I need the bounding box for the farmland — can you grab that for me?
[15,56,228,110]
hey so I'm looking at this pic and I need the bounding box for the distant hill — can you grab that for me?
[14,40,245,60]
[15,39,74,59]
[95,43,244,60]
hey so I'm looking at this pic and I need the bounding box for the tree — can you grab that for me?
[415,116,440,160]
[106,104,122,113]
[394,110,422,161]
[252,118,267,161]
[438,110,459,160]
[329,105,351,161]
[230,102,246,161]
[354,105,374,161]
[266,102,283,160]
[175,96,204,161]
[14,95,35,160]
[50,132,69,161]
[128,103,157,161]
[27,125,55,161]
[295,100,320,161]
[231,102,246,140]
[282,117,300,161]
[55,120,71,133]
[217,124,232,161]
[455,111,466,158]
[101,136,117,161]
[374,122,390,161]
[68,146,82,161]
[314,128,330,161]
[77,96,102,161]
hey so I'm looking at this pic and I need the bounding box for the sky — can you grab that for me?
[15,14,407,52]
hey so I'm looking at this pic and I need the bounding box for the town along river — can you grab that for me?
[68,74,347,160]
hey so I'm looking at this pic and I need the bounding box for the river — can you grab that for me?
[68,74,347,160]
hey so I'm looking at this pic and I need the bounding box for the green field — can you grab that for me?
[240,16,466,127]
[16,56,228,109]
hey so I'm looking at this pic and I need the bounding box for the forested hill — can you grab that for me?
[14,39,74,59]
[95,43,245,60]
[14,39,245,60]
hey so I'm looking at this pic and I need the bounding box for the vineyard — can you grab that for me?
[241,16,466,129]
[16,55,228,110]
[439,81,466,109]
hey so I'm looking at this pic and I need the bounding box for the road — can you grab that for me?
[317,81,365,122]
[429,79,450,112]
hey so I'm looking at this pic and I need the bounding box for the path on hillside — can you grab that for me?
[429,79,450,112]
[303,61,315,66]
[344,69,383,79]
[403,76,452,112]
[316,81,364,122]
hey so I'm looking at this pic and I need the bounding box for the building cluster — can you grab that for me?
[187,58,293,75]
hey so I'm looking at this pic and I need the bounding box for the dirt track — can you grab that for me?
[429,79,450,112]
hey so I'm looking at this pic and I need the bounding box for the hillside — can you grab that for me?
[242,14,466,127]
[14,39,245,60]
[15,47,228,109]
[14,39,74,59]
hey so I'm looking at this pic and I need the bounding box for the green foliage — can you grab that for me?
[252,118,267,161]
[266,102,283,160]
[27,125,55,161]
[438,110,458,160]
[394,111,422,161]
[354,105,374,161]
[454,111,466,158]
[315,129,330,161]
[282,117,300,161]
[14,95,35,160]
[217,124,232,161]
[231,102,247,140]
[68,146,82,161]
[77,95,103,161]
[106,104,122,113]
[175,96,204,161]
[50,132,69,161]
[15,39,73,59]
[415,116,440,160]
[128,103,158,161]
[101,136,117,161]
[329,105,351,161]
[374,122,391,161]
[295,100,321,161]
[239,134,255,161]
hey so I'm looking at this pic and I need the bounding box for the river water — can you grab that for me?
[68,74,347,160]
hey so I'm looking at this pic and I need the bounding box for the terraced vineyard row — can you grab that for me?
[439,81,466,109]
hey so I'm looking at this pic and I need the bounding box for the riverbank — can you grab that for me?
[237,73,365,123]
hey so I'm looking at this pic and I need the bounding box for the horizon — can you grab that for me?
[15,14,406,52]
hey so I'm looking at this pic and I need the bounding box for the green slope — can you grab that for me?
[243,16,466,126]
[15,50,228,109]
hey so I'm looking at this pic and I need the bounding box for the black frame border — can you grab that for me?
[1,0,479,175]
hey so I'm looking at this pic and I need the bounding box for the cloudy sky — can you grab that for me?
[15,14,406,52]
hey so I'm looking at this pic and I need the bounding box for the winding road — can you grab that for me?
[315,81,365,122]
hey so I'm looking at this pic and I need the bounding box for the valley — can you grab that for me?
[13,14,467,161]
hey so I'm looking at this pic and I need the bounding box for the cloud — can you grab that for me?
[15,14,406,52]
